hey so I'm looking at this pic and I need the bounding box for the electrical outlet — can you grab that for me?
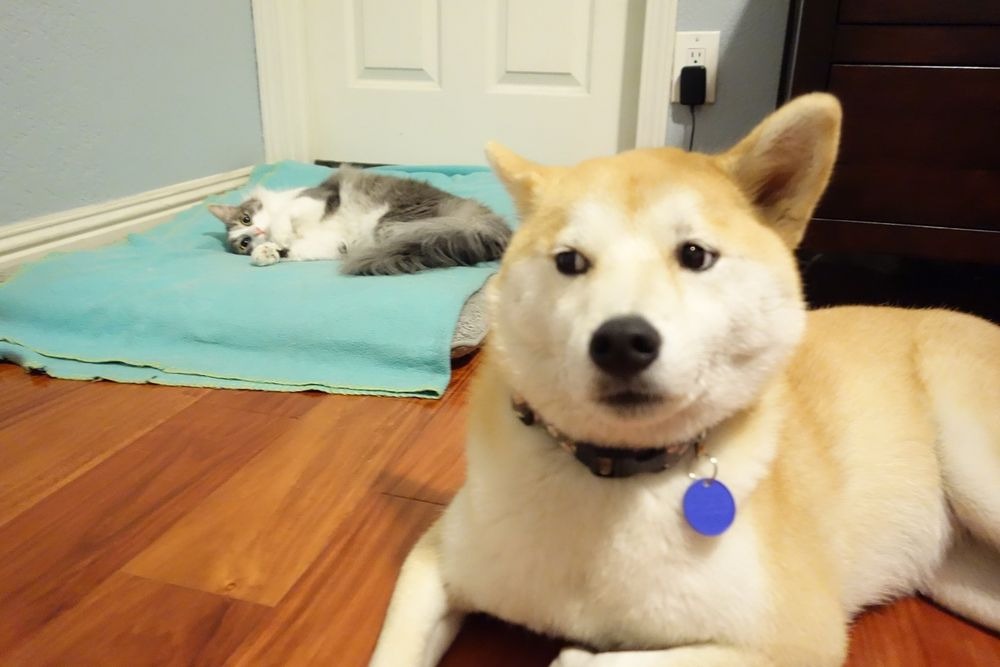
[686,48,707,66]
[671,31,720,104]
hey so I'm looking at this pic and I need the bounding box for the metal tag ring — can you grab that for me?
[687,454,719,484]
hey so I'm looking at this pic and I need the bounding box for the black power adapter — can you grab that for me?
[679,65,706,150]
[679,65,707,106]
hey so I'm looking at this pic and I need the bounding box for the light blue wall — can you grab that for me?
[0,1,265,224]
[667,0,790,152]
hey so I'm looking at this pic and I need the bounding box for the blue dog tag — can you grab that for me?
[683,478,736,536]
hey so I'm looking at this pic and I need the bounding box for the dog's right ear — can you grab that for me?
[485,142,559,219]
[207,204,237,226]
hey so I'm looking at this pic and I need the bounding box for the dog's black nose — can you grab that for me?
[589,316,661,377]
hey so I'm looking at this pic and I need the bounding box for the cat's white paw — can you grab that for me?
[250,242,282,266]
[551,648,596,667]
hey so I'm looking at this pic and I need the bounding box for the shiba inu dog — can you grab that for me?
[369,94,1000,666]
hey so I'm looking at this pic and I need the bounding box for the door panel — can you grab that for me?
[305,0,645,165]
[350,0,439,88]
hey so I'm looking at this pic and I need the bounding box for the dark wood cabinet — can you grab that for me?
[781,0,1000,263]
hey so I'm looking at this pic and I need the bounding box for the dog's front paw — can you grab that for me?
[250,242,282,266]
[551,648,596,667]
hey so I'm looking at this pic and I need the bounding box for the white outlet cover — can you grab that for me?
[671,31,720,104]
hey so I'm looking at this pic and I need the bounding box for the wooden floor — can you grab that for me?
[0,359,998,666]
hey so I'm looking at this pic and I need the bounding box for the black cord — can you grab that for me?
[687,105,697,151]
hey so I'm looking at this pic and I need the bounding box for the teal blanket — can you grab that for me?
[0,162,513,398]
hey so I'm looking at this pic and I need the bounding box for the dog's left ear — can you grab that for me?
[719,93,842,248]
[485,141,561,219]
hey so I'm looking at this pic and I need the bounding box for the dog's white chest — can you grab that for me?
[441,452,769,650]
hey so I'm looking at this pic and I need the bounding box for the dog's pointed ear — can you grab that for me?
[207,204,238,226]
[485,141,559,219]
[719,93,841,248]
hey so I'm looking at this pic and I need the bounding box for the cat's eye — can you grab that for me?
[677,242,718,271]
[554,249,590,276]
[241,214,252,225]
[239,237,251,250]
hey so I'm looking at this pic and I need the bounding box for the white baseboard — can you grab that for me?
[0,167,253,280]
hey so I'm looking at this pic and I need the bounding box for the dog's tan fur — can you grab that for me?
[370,94,1000,667]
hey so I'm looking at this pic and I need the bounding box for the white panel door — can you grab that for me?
[303,0,646,165]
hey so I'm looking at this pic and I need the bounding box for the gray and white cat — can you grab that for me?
[208,166,511,275]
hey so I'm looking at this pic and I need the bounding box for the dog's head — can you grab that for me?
[485,93,841,448]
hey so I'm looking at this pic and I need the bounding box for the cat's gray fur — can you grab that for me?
[345,204,511,275]
[322,167,510,274]
[280,167,509,275]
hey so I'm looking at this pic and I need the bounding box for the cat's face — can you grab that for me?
[207,198,267,255]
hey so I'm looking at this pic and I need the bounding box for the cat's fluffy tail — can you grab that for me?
[340,213,511,276]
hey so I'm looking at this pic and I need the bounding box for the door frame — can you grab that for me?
[251,0,678,163]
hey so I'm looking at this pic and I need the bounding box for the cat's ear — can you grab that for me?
[207,204,238,226]
[485,142,561,219]
[717,93,841,248]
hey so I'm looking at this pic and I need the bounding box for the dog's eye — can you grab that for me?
[554,249,590,276]
[678,242,718,271]
[555,250,588,275]
[241,214,252,225]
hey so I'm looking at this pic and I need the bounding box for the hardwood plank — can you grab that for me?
[2,361,998,664]
[0,381,205,527]
[226,493,441,666]
[0,366,85,427]
[2,572,267,667]
[228,494,562,667]
[381,358,477,505]
[124,392,440,605]
[194,387,326,420]
[847,597,1000,667]
[441,614,563,667]
[444,600,1000,667]
[0,399,292,654]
